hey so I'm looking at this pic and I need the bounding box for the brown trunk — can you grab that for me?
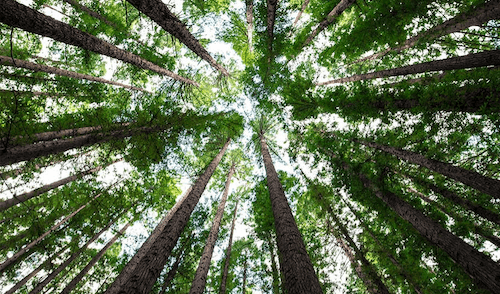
[105,138,230,294]
[356,139,500,199]
[4,245,69,294]
[267,0,278,59]
[125,0,229,77]
[317,50,500,85]
[352,0,500,64]
[268,237,281,294]
[259,133,323,294]
[106,186,192,294]
[357,171,500,293]
[60,221,132,294]
[242,254,248,293]
[291,0,310,29]
[246,0,254,53]
[0,56,147,92]
[159,245,187,294]
[0,159,121,212]
[0,0,197,85]
[219,199,239,294]
[302,0,356,48]
[0,186,106,273]
[190,163,235,294]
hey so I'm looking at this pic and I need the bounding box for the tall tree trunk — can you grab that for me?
[60,221,132,294]
[242,254,248,294]
[245,0,254,53]
[106,186,193,294]
[352,0,500,64]
[125,0,229,77]
[301,0,356,48]
[27,211,122,294]
[0,56,147,92]
[259,133,323,294]
[0,159,121,212]
[0,0,197,85]
[268,237,281,294]
[291,0,310,29]
[357,170,500,293]
[220,199,239,294]
[105,138,230,294]
[317,50,500,85]
[159,248,185,294]
[190,163,236,294]
[0,186,107,273]
[4,245,69,294]
[267,0,278,58]
[355,138,500,199]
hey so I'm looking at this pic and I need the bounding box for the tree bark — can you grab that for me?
[190,163,235,294]
[268,237,281,294]
[259,133,323,294]
[125,0,229,77]
[0,0,197,85]
[302,0,356,48]
[0,159,121,212]
[352,0,500,64]
[0,56,147,92]
[60,221,132,294]
[219,199,239,294]
[242,254,248,294]
[105,138,230,294]
[159,248,185,294]
[357,171,500,293]
[317,50,500,85]
[246,0,254,53]
[267,0,278,59]
[291,0,310,29]
[356,138,500,199]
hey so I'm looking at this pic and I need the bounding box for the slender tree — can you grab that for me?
[246,0,254,53]
[219,199,239,294]
[291,0,310,29]
[159,248,186,294]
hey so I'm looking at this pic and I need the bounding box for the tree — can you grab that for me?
[219,199,239,294]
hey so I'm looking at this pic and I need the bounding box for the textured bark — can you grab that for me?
[27,213,119,294]
[125,0,229,77]
[60,221,132,294]
[4,245,69,294]
[0,189,105,273]
[246,0,254,53]
[357,139,500,199]
[106,138,230,294]
[358,172,500,293]
[302,0,356,48]
[266,0,278,58]
[190,163,235,294]
[291,0,310,28]
[260,134,323,294]
[0,56,146,92]
[318,50,500,85]
[0,0,197,85]
[352,0,500,64]
[219,199,239,294]
[0,160,120,212]
[63,0,120,29]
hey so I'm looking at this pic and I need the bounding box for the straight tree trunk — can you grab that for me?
[125,0,229,77]
[105,186,193,294]
[317,50,500,85]
[60,221,132,294]
[0,56,147,92]
[267,0,278,58]
[159,249,185,294]
[259,133,323,294]
[0,187,106,272]
[0,159,121,212]
[190,163,236,294]
[0,0,197,85]
[301,0,356,48]
[268,237,281,294]
[352,0,500,64]
[242,254,248,294]
[357,170,500,293]
[4,245,69,294]
[356,138,500,199]
[246,0,254,53]
[220,199,239,294]
[291,0,310,29]
[105,138,230,294]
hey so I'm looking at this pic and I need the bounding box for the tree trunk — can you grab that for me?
[259,133,323,294]
[105,138,230,294]
[0,0,197,85]
[4,245,69,294]
[356,138,500,199]
[159,248,185,294]
[268,237,281,294]
[190,163,235,294]
[60,221,132,294]
[317,50,500,85]
[0,56,147,92]
[63,0,120,29]
[0,187,107,273]
[352,0,500,64]
[242,254,247,294]
[125,0,229,77]
[291,0,310,29]
[302,0,356,48]
[357,171,500,293]
[220,199,239,294]
[245,0,254,53]
[106,186,193,294]
[0,159,121,212]
[267,0,278,58]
